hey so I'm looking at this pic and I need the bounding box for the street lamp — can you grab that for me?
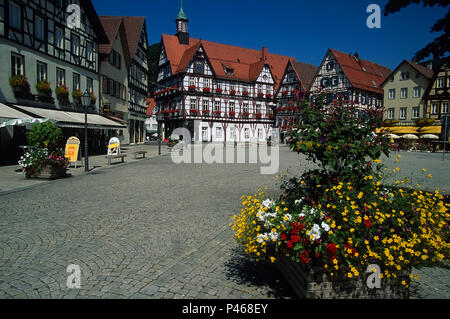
[81,90,92,172]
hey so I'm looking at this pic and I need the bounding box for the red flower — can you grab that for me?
[365,219,372,228]
[287,241,293,249]
[280,233,287,241]
[326,243,337,255]
[291,235,301,243]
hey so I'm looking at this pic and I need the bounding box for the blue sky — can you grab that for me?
[92,0,446,70]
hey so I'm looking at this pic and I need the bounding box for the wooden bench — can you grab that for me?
[105,154,127,165]
[133,151,148,159]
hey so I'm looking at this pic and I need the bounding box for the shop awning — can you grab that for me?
[0,103,33,120]
[375,126,441,135]
[13,105,126,130]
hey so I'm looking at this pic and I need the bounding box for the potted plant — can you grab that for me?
[188,85,196,91]
[202,109,210,115]
[215,88,223,94]
[268,114,275,119]
[282,91,288,97]
[242,112,249,118]
[230,89,236,96]
[9,75,30,95]
[55,84,69,97]
[190,109,198,116]
[36,79,52,96]
[231,92,449,298]
[257,92,264,98]
[72,89,82,102]
[214,110,222,117]
[229,111,236,117]
[243,90,249,96]
[203,87,211,93]
[19,122,69,180]
[266,93,273,99]
[255,113,262,119]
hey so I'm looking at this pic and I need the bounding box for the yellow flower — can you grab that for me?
[270,256,276,263]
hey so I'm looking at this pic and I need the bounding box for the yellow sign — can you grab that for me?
[65,137,80,163]
[108,137,121,155]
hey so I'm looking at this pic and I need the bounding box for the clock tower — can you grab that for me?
[176,1,190,45]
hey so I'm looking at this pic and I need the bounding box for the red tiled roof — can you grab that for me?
[291,60,319,91]
[98,16,122,56]
[161,34,295,90]
[146,98,157,116]
[330,49,392,94]
[122,17,146,59]
[405,60,434,79]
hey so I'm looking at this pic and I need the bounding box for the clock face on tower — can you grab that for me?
[195,61,204,73]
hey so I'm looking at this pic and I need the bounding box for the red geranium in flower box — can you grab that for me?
[230,89,236,95]
[190,109,198,115]
[215,88,223,94]
[203,87,211,93]
[282,91,288,96]
[242,91,249,96]
[161,110,169,115]
[229,111,236,117]
[268,114,275,119]
[188,85,196,91]
[214,110,222,115]
[242,112,250,117]
[202,109,210,115]
[257,92,264,97]
[266,93,273,98]
[255,113,262,118]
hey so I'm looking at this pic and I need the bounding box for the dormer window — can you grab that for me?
[326,62,334,71]
[371,80,377,87]
[400,71,409,80]
[224,67,234,76]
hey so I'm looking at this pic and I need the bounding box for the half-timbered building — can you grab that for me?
[275,60,318,135]
[425,56,450,123]
[154,5,295,143]
[309,49,391,115]
[0,0,127,164]
[122,16,150,144]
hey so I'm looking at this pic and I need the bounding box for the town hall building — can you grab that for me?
[154,4,296,143]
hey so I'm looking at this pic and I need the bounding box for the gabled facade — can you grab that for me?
[425,57,450,121]
[309,49,391,113]
[381,60,434,123]
[0,0,108,111]
[99,16,131,144]
[123,17,150,144]
[275,60,318,132]
[154,5,295,143]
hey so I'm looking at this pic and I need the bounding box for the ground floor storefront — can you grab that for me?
[162,119,275,143]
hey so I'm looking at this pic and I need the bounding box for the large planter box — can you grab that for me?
[276,252,409,299]
[26,165,67,180]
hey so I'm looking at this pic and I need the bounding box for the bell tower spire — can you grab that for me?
[175,0,189,45]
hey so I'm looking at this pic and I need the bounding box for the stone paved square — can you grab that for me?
[0,145,449,299]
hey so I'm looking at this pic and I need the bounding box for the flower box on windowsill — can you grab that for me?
[190,109,198,116]
[242,112,249,118]
[202,110,210,116]
[255,113,262,119]
[268,114,275,119]
[266,93,273,99]
[282,91,288,97]
[257,92,264,98]
[230,90,236,96]
[203,87,211,93]
[214,110,222,117]
[188,85,196,91]
[242,91,249,96]
[215,88,223,94]
[229,111,236,118]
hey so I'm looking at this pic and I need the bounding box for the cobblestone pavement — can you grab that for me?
[0,146,448,299]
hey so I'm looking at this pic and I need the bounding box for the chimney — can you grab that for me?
[262,47,267,61]
[354,52,360,62]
